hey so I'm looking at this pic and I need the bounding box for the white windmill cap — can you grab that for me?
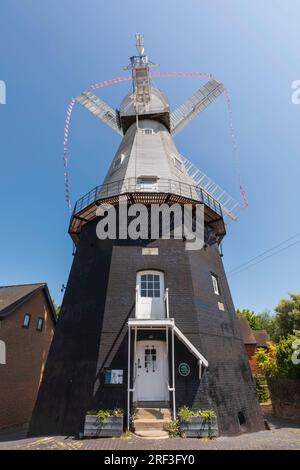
[119,87,169,118]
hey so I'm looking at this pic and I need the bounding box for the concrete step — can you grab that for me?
[135,430,169,439]
[135,401,170,408]
[135,408,171,420]
[133,418,170,432]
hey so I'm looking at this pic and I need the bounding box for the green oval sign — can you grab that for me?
[178,362,190,377]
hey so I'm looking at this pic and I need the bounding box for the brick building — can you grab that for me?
[0,283,56,430]
[238,315,270,374]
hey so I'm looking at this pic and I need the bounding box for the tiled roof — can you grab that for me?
[237,315,257,345]
[253,330,270,348]
[0,283,57,322]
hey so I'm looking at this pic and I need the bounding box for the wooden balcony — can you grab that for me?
[69,177,226,244]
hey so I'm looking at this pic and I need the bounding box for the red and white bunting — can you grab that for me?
[63,72,247,213]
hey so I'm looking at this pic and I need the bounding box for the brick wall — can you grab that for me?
[29,219,264,436]
[0,290,55,429]
[245,344,263,375]
[268,377,300,419]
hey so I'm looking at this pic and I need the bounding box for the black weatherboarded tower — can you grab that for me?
[29,35,264,437]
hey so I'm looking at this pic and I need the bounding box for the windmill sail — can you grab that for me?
[76,91,123,136]
[171,79,224,136]
[181,155,241,221]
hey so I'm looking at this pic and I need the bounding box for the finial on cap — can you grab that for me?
[135,33,145,57]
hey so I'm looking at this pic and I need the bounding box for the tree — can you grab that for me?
[255,334,300,379]
[236,309,260,329]
[254,309,279,342]
[275,293,300,339]
[236,308,278,341]
[52,299,61,317]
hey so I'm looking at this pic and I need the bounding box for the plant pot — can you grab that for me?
[83,415,123,438]
[267,377,300,420]
[179,416,218,438]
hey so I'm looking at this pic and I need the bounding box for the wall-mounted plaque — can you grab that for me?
[178,362,191,377]
[105,369,123,384]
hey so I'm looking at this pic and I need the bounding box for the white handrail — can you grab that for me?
[173,325,208,368]
[135,285,139,318]
[165,288,169,319]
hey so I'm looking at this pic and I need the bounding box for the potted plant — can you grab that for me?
[177,406,218,438]
[83,408,123,437]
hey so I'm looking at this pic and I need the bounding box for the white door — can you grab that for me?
[136,271,165,319]
[133,340,168,402]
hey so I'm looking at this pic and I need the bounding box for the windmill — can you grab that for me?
[29,34,264,438]
[75,37,239,223]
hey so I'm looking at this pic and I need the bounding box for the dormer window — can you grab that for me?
[142,129,154,135]
[112,153,125,170]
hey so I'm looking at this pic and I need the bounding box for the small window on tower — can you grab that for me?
[112,153,125,169]
[138,177,158,192]
[142,128,154,135]
[211,274,220,296]
[173,156,183,171]
[140,273,160,298]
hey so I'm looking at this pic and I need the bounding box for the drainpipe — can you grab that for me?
[172,326,176,421]
[135,286,139,317]
[166,325,169,354]
[127,326,131,430]
[165,288,169,319]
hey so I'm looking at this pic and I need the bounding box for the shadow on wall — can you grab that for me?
[92,303,135,409]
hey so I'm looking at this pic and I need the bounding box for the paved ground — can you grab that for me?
[0,416,299,450]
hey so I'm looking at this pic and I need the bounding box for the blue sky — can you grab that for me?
[0,0,299,312]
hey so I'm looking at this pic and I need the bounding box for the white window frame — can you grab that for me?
[140,272,161,298]
[142,128,155,135]
[23,313,31,328]
[112,153,125,170]
[173,155,183,171]
[36,317,44,332]
[211,274,220,296]
[0,340,6,365]
[138,177,158,192]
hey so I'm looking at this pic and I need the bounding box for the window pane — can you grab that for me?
[154,275,159,282]
[141,282,147,289]
[141,275,146,282]
[211,275,219,295]
[23,314,31,328]
[154,281,160,289]
[148,289,154,297]
[148,275,153,281]
[37,318,44,331]
[154,290,160,297]
[174,158,182,170]
[141,289,147,297]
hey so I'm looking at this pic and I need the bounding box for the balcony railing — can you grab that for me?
[72,177,223,218]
